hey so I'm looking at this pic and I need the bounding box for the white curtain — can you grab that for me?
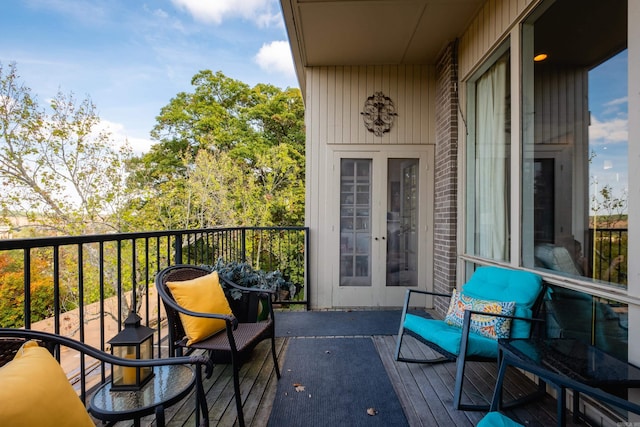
[476,56,509,260]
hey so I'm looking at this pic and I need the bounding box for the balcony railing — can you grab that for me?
[588,228,627,285]
[0,226,308,399]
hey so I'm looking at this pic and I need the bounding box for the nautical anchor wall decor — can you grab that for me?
[360,91,397,136]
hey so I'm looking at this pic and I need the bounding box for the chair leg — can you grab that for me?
[453,351,545,411]
[194,365,209,427]
[454,313,490,411]
[395,330,450,364]
[452,350,489,411]
[231,357,245,427]
[271,337,281,379]
[395,290,411,362]
[204,350,214,379]
[394,331,404,361]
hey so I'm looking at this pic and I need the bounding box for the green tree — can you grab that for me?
[0,62,131,235]
[124,70,305,230]
[0,62,135,322]
[0,251,59,327]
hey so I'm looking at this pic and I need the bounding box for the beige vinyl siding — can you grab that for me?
[534,67,588,148]
[304,65,436,146]
[459,0,538,79]
[531,66,590,244]
[304,64,435,308]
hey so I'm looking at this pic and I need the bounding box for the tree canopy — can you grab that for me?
[123,70,305,231]
[0,62,130,236]
[0,64,306,324]
[0,64,305,234]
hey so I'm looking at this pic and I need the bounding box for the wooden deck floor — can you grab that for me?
[114,332,590,427]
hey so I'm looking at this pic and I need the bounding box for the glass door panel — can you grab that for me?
[340,159,371,287]
[386,159,419,287]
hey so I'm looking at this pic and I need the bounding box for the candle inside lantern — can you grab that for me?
[108,311,155,391]
[123,353,136,384]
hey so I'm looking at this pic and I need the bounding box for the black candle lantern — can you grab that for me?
[108,311,155,391]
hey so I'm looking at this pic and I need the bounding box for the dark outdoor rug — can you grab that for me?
[267,337,408,427]
[275,309,430,337]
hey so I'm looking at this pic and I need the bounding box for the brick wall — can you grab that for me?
[433,41,459,317]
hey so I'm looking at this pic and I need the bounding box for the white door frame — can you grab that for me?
[329,145,434,308]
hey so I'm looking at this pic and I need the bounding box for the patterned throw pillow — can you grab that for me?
[444,289,516,340]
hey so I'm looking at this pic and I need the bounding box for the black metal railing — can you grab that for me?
[0,226,308,396]
[588,228,627,286]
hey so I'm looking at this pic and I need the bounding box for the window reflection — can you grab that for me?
[545,285,628,362]
[523,0,628,288]
[522,0,628,361]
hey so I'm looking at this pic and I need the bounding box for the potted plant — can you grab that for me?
[206,258,296,321]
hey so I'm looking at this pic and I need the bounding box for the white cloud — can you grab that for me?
[589,115,628,145]
[605,96,628,108]
[153,8,169,20]
[99,119,154,154]
[254,41,295,79]
[25,0,110,27]
[170,0,280,27]
[601,96,628,117]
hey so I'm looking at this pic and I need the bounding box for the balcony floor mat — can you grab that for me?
[267,337,408,427]
[275,309,430,337]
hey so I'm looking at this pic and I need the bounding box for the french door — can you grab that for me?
[332,148,433,307]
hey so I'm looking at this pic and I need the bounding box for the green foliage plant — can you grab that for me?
[208,258,296,301]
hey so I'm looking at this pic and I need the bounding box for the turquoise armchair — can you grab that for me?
[395,266,546,410]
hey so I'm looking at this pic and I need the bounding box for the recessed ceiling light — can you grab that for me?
[534,53,548,62]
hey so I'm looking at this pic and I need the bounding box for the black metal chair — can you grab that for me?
[155,264,281,427]
[0,328,210,426]
[395,266,547,411]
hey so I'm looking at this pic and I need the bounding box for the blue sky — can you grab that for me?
[589,49,629,213]
[0,0,298,154]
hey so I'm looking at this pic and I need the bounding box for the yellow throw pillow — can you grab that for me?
[0,340,95,427]
[167,271,234,345]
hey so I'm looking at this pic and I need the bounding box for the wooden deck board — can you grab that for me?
[109,333,587,427]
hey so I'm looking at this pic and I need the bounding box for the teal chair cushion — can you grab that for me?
[462,266,543,338]
[477,412,524,427]
[404,314,498,358]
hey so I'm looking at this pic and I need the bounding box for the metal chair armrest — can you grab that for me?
[158,291,238,329]
[0,328,210,369]
[218,275,277,296]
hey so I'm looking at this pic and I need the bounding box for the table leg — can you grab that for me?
[490,348,508,411]
[195,362,209,427]
[556,386,566,427]
[155,405,166,427]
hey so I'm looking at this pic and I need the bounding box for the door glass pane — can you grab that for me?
[340,159,371,286]
[386,159,419,287]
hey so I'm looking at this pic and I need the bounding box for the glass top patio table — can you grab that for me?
[90,364,196,427]
[492,338,640,427]
[502,338,640,386]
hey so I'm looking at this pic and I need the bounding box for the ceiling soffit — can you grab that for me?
[284,0,484,67]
